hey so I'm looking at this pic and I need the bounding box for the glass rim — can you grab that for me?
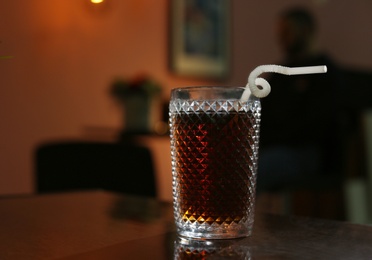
[170,86,259,101]
[171,86,246,91]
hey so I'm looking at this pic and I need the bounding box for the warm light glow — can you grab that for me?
[91,0,104,3]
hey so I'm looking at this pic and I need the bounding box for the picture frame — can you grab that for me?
[169,0,230,79]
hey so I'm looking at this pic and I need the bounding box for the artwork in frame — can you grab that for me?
[170,0,230,79]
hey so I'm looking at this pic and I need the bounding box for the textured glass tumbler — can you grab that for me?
[169,86,261,239]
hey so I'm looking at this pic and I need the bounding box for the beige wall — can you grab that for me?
[0,0,371,196]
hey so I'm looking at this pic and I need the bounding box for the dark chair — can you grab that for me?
[35,141,157,197]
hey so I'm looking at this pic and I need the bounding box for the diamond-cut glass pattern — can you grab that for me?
[169,99,261,238]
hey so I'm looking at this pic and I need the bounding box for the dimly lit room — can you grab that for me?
[1,0,372,258]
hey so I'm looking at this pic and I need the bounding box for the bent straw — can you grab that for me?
[241,65,327,100]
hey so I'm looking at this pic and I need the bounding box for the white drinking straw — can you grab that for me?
[241,65,327,100]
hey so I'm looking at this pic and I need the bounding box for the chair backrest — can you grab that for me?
[363,110,372,215]
[35,141,157,197]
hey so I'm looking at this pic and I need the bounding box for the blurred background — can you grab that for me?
[1,0,372,221]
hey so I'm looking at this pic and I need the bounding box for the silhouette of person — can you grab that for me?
[257,7,346,191]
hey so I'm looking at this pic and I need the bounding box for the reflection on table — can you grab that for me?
[1,191,372,259]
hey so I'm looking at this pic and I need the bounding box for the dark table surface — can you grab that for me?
[1,190,372,260]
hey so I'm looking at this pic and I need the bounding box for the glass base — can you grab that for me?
[176,221,253,240]
[174,236,252,259]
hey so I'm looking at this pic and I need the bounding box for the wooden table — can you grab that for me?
[1,191,371,259]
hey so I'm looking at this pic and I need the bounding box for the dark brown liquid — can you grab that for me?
[171,111,259,225]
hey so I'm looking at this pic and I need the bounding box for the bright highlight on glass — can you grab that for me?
[91,0,104,4]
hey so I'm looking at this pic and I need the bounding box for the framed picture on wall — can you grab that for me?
[170,0,230,79]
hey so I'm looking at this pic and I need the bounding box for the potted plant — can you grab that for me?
[110,75,162,135]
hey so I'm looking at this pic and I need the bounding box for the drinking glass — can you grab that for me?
[169,86,261,239]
